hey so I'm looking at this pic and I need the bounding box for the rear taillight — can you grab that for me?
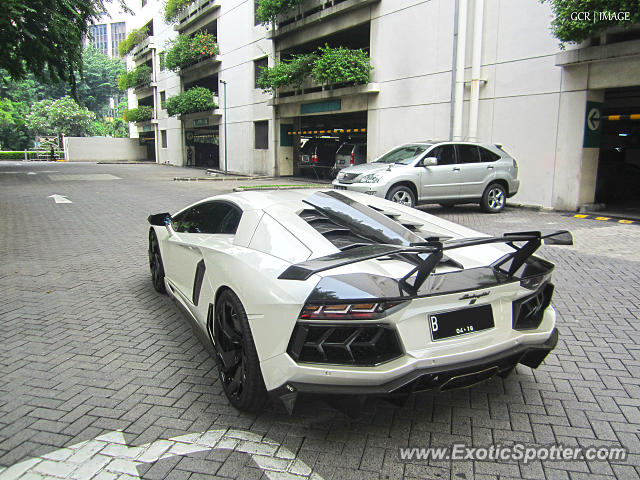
[299,302,405,320]
[311,155,319,163]
[350,152,355,165]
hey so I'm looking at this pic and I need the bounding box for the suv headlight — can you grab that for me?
[359,173,383,183]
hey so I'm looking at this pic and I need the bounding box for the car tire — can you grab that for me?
[148,231,166,293]
[213,289,268,412]
[386,185,416,208]
[480,182,506,213]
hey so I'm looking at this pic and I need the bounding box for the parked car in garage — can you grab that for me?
[148,189,570,412]
[333,142,367,173]
[297,137,341,179]
[332,141,520,212]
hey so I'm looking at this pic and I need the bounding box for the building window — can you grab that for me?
[89,24,108,55]
[161,130,168,149]
[255,121,268,150]
[160,91,166,109]
[110,22,126,57]
[254,57,268,89]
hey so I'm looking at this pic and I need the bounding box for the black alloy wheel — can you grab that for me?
[212,290,267,411]
[148,231,166,293]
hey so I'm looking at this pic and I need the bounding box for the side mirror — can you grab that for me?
[423,157,438,167]
[148,212,172,227]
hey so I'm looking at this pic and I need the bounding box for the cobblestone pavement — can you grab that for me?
[1,161,639,480]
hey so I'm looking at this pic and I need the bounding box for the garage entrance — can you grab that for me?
[595,87,640,214]
[139,132,156,161]
[291,111,367,180]
[185,126,219,168]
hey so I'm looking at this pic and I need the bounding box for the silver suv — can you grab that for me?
[331,141,520,212]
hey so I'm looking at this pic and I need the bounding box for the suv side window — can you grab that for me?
[479,147,500,162]
[172,201,242,234]
[456,145,481,164]
[429,145,456,165]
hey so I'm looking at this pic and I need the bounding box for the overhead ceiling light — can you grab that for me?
[619,133,629,137]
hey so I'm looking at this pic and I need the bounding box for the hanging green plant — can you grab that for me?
[312,45,373,86]
[256,53,317,92]
[163,0,195,23]
[166,87,217,116]
[123,106,153,122]
[164,32,219,72]
[255,0,306,25]
[118,26,150,56]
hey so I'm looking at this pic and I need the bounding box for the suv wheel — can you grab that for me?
[386,185,416,208]
[481,183,506,213]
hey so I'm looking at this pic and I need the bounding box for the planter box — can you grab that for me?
[176,0,221,33]
[269,0,379,39]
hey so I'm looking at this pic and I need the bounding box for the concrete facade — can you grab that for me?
[125,0,184,166]
[63,137,146,162]
[125,0,640,210]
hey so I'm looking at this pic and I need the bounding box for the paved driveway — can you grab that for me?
[1,162,639,479]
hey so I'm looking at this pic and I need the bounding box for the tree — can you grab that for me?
[74,47,126,114]
[541,0,640,44]
[0,98,30,149]
[25,96,95,138]
[0,0,129,92]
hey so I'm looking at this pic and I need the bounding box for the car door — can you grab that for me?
[418,144,462,201]
[163,201,242,304]
[456,144,493,198]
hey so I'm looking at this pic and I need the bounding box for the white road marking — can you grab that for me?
[48,174,121,181]
[0,428,323,479]
[48,194,72,204]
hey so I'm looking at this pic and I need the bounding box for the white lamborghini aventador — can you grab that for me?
[147,189,571,412]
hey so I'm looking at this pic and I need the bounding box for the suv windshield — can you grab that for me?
[375,144,430,164]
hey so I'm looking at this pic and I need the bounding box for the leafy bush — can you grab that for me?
[117,65,153,91]
[164,0,195,23]
[123,106,153,122]
[165,32,219,71]
[257,53,317,92]
[256,0,305,25]
[0,151,64,160]
[132,65,152,86]
[165,87,217,116]
[118,26,150,56]
[0,151,27,159]
[257,46,372,91]
[117,71,131,91]
[540,0,640,45]
[312,45,372,86]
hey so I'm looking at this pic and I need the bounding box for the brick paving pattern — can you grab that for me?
[1,162,639,479]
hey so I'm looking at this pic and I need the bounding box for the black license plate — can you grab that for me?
[334,185,347,190]
[429,305,494,341]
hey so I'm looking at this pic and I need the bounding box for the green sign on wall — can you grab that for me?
[280,124,293,147]
[301,99,341,115]
[583,101,602,148]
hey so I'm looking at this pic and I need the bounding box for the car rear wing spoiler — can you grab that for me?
[279,230,572,293]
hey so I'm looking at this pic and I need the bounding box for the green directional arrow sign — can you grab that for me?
[583,101,602,148]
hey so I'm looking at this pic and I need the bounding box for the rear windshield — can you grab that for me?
[375,144,430,164]
[337,144,355,155]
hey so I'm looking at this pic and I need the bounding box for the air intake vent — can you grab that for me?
[300,209,374,251]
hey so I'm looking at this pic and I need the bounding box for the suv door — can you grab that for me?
[418,144,462,201]
[456,144,493,198]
